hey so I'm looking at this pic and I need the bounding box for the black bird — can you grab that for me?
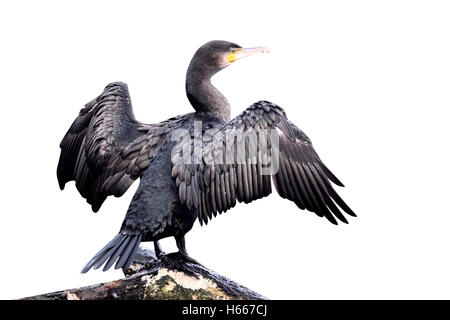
[57,40,355,273]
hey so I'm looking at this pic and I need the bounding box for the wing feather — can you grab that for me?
[57,82,169,212]
[172,101,355,225]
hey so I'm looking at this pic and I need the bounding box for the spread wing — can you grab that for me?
[172,100,355,225]
[57,82,169,212]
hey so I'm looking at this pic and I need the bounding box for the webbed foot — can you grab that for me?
[178,250,201,265]
[175,234,201,265]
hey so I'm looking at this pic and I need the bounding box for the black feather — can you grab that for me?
[115,236,139,269]
[122,234,142,270]
[103,236,131,271]
[81,233,125,273]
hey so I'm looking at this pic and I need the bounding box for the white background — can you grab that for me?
[0,0,449,299]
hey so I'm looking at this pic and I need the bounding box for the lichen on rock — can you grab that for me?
[140,268,231,300]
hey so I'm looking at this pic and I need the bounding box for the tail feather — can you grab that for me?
[103,236,132,271]
[122,234,142,270]
[81,233,124,273]
[115,235,140,269]
[81,232,142,273]
[92,246,118,270]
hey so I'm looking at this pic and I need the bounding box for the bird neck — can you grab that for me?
[185,66,231,123]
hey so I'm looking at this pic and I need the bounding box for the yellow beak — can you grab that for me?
[227,46,270,63]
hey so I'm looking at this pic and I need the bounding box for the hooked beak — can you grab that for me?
[227,46,270,63]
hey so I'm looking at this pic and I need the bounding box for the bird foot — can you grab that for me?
[155,250,166,259]
[178,251,201,265]
[158,254,170,264]
[160,251,202,265]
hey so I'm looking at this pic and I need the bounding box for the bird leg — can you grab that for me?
[154,240,165,259]
[175,235,200,264]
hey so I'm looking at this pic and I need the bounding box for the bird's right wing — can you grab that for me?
[172,100,355,225]
[57,82,170,212]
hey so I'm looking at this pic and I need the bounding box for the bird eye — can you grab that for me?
[231,49,235,54]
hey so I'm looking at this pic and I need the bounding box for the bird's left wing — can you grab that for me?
[172,100,355,225]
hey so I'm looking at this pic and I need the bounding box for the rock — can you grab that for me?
[21,247,266,300]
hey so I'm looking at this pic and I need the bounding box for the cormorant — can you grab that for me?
[57,40,355,273]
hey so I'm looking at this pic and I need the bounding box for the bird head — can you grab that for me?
[189,40,270,76]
